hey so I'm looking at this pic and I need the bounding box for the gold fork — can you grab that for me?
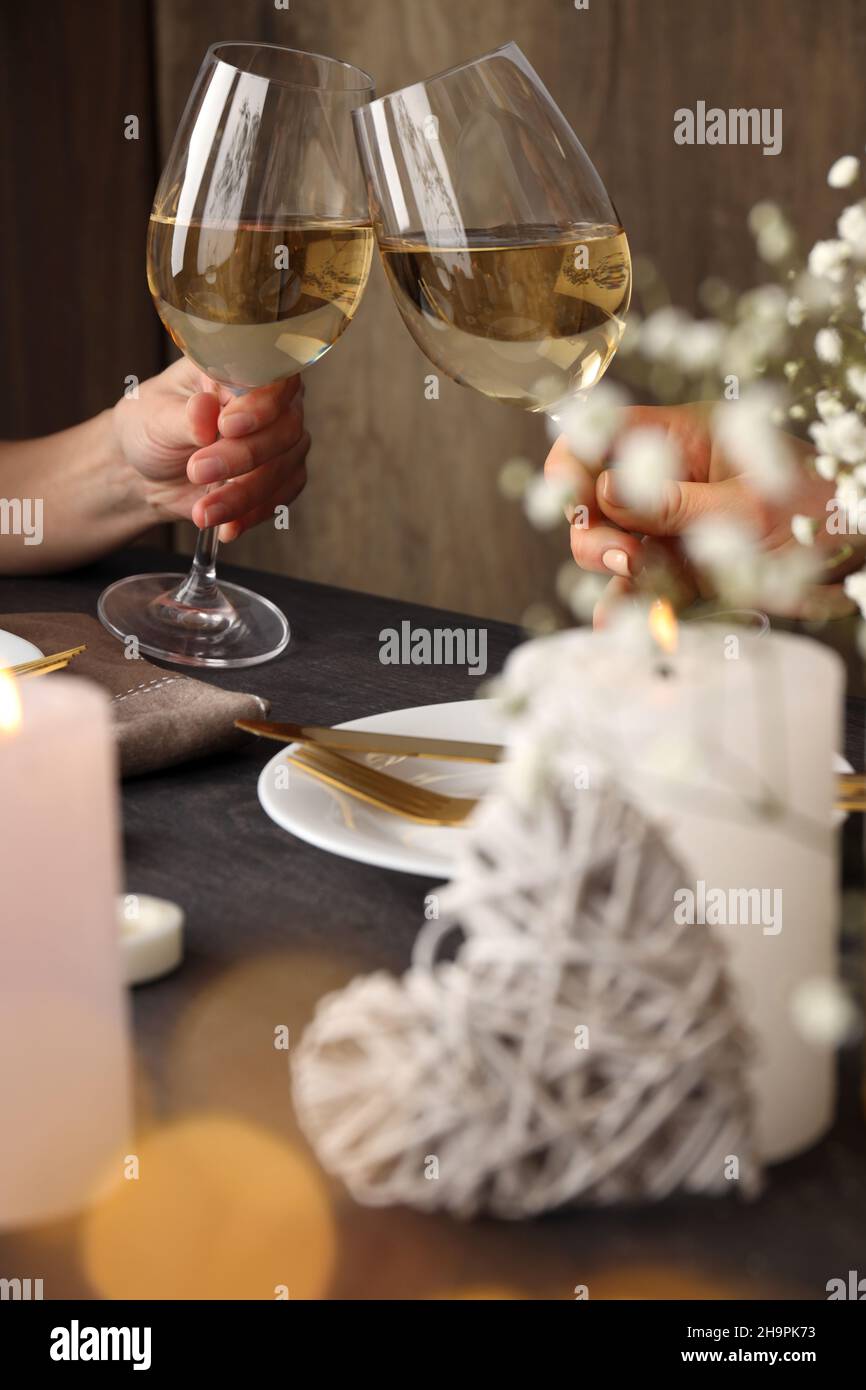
[287,746,866,823]
[2,645,87,679]
[286,743,478,826]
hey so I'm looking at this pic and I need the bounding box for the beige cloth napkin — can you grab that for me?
[2,612,268,778]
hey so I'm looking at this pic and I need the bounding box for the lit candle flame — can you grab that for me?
[648,598,678,656]
[0,672,23,733]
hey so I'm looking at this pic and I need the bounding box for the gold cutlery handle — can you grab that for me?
[236,717,503,763]
[3,644,86,678]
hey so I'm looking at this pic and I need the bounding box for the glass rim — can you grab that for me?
[206,40,375,95]
[353,40,523,116]
[687,605,772,635]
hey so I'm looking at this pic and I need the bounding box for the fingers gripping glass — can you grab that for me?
[353,42,630,417]
[98,43,375,667]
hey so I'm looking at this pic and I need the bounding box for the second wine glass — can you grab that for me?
[99,43,375,667]
[353,43,630,417]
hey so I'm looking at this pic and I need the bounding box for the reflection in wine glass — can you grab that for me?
[353,43,630,416]
[99,44,375,668]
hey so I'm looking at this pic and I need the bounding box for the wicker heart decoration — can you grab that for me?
[291,780,761,1217]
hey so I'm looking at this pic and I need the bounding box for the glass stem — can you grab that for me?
[172,386,245,610]
[174,519,220,608]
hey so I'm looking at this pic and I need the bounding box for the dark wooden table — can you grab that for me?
[2,548,865,1301]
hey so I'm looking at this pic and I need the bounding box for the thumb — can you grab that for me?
[597,470,760,537]
[183,390,221,449]
[154,389,220,454]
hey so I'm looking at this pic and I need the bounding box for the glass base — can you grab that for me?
[97,572,290,668]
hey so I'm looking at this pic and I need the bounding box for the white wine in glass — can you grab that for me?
[354,44,631,418]
[379,222,629,411]
[98,43,375,668]
[147,215,373,389]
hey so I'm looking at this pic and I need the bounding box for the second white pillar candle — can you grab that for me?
[503,624,844,1163]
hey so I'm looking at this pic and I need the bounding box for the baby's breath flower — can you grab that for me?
[748,200,784,235]
[786,297,806,326]
[810,410,866,463]
[838,199,866,259]
[713,388,795,499]
[675,319,725,373]
[815,453,839,480]
[556,568,606,622]
[684,518,816,609]
[684,516,758,570]
[749,203,794,263]
[828,155,861,189]
[606,187,866,618]
[498,456,534,500]
[550,380,628,467]
[847,364,866,402]
[791,513,818,545]
[523,472,573,530]
[756,220,795,263]
[816,389,845,420]
[793,270,836,315]
[756,546,821,610]
[815,327,843,364]
[808,239,850,283]
[739,284,788,323]
[834,473,865,528]
[721,317,787,381]
[639,306,690,362]
[612,427,682,509]
[615,311,642,356]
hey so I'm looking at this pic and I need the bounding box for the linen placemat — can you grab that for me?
[2,612,268,777]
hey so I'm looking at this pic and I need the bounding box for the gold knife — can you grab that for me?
[235,718,504,763]
[237,719,866,800]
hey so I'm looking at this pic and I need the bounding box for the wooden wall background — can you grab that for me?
[3,0,866,620]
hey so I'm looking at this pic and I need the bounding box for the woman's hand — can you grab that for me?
[112,358,310,543]
[545,403,852,626]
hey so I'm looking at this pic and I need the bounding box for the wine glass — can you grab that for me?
[352,42,630,418]
[99,43,375,667]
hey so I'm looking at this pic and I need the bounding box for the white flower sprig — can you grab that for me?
[511,145,866,631]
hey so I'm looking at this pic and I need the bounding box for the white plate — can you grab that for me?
[258,699,505,878]
[257,699,854,877]
[0,628,42,669]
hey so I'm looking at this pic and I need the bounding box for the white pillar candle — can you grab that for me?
[0,675,131,1227]
[119,894,184,985]
[504,622,844,1163]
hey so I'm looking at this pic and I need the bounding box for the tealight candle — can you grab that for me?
[505,620,844,1163]
[119,894,184,985]
[0,675,131,1226]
